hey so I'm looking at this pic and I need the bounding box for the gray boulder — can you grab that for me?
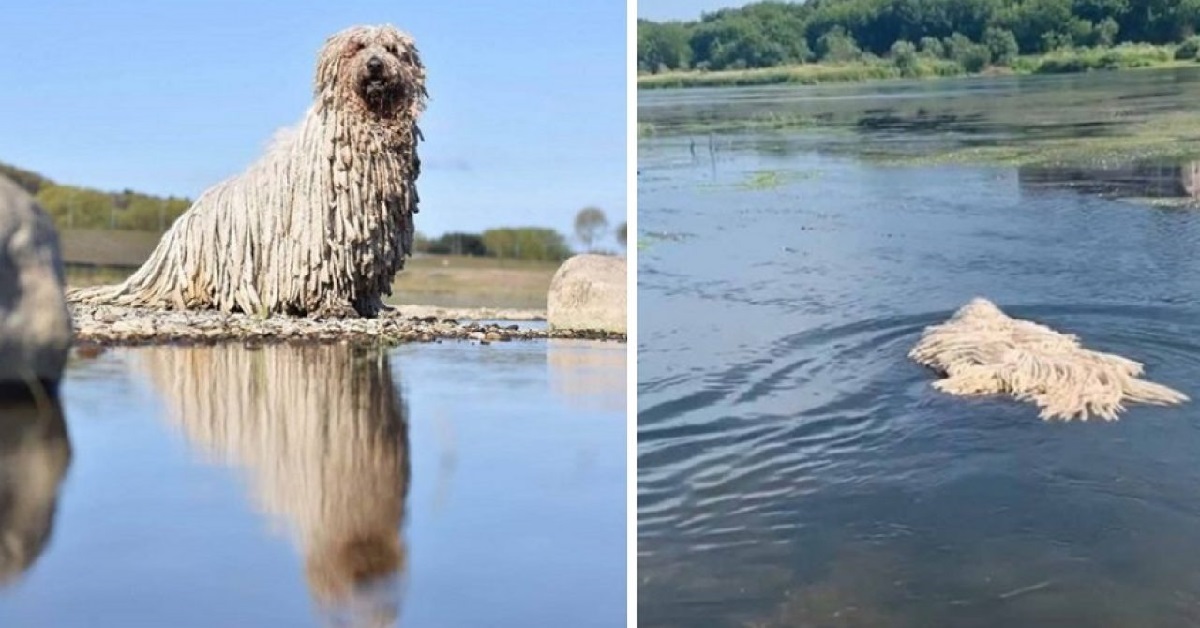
[0,176,71,393]
[547,254,626,334]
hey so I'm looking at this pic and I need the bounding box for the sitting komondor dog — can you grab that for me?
[909,298,1188,421]
[69,24,427,317]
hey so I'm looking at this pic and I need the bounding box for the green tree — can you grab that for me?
[690,18,789,70]
[740,2,814,63]
[945,33,992,71]
[1177,35,1200,59]
[816,26,862,63]
[0,162,51,195]
[919,36,946,58]
[638,0,1200,76]
[1067,18,1096,47]
[616,221,627,249]
[890,39,921,76]
[481,228,572,261]
[1072,0,1130,26]
[36,185,117,230]
[637,20,692,72]
[427,232,487,256]
[1170,0,1200,40]
[414,231,432,253]
[116,196,190,231]
[1095,17,1120,47]
[1008,0,1073,52]
[983,27,1020,65]
[1041,31,1073,51]
[574,207,609,252]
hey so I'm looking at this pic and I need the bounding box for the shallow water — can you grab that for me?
[639,69,1200,627]
[0,339,625,627]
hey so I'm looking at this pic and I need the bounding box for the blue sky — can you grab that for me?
[1,1,626,247]
[638,0,750,21]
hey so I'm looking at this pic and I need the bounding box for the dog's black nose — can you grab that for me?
[367,56,383,75]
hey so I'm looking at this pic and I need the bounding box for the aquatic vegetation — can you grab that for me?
[1136,197,1200,209]
[638,230,695,251]
[1178,36,1200,60]
[870,110,1200,168]
[910,298,1188,421]
[638,111,817,137]
[741,169,820,190]
[642,77,1200,171]
[745,171,782,190]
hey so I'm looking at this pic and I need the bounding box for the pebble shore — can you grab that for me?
[70,304,625,348]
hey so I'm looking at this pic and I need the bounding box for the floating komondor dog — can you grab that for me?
[69,24,426,317]
[909,298,1188,421]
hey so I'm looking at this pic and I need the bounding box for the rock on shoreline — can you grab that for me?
[70,304,624,348]
[548,254,627,334]
[0,175,72,391]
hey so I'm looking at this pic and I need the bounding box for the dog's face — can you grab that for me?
[316,25,427,119]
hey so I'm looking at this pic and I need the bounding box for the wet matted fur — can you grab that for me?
[909,298,1188,421]
[69,24,427,317]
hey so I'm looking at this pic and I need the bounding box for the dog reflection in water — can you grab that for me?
[0,395,71,588]
[138,344,410,625]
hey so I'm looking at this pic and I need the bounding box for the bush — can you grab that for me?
[424,232,488,256]
[816,26,862,63]
[918,37,945,59]
[637,21,692,71]
[411,228,573,260]
[1037,56,1089,73]
[481,228,573,261]
[889,40,920,76]
[1067,18,1095,47]
[1040,31,1072,52]
[1095,17,1119,48]
[944,33,991,72]
[1177,36,1200,60]
[983,27,1020,66]
[0,162,51,195]
[1035,44,1171,74]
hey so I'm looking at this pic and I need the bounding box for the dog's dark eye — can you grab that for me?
[385,44,398,55]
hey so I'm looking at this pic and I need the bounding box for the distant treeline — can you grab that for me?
[2,161,586,262]
[415,229,574,261]
[1,161,192,231]
[638,0,1200,74]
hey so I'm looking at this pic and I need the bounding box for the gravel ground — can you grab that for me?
[70,304,624,348]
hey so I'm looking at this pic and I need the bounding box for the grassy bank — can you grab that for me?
[639,58,962,88]
[638,44,1191,89]
[389,254,560,309]
[62,230,564,310]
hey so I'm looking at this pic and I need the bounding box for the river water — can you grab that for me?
[639,69,1200,627]
[0,338,626,627]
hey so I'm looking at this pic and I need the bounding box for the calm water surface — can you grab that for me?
[0,338,625,627]
[639,69,1200,627]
